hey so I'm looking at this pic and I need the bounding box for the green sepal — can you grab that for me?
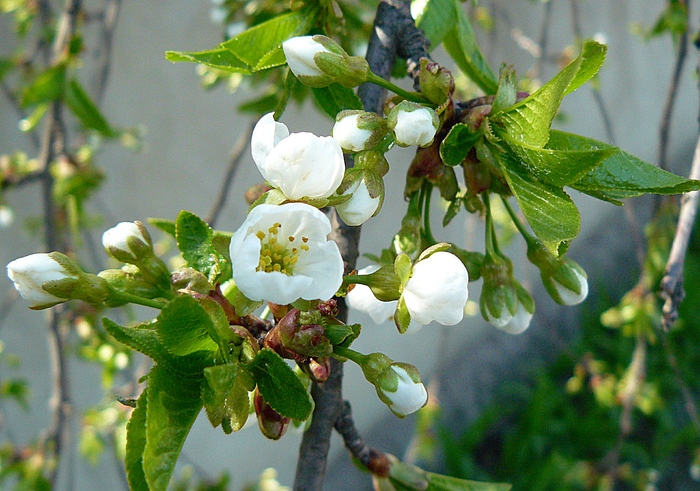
[249,348,313,421]
[394,296,412,334]
[143,364,203,491]
[222,279,263,316]
[491,65,517,114]
[440,123,480,167]
[394,254,413,288]
[124,388,149,491]
[176,210,226,283]
[325,321,361,349]
[249,188,288,209]
[156,295,219,356]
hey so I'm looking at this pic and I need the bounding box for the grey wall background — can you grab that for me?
[1,1,698,489]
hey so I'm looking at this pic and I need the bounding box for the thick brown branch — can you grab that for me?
[334,401,391,477]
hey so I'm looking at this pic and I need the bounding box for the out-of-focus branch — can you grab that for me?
[92,0,122,106]
[660,132,700,329]
[658,0,689,172]
[206,122,254,228]
[34,0,84,486]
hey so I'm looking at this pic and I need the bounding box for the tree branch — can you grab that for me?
[660,131,700,329]
[206,122,254,228]
[294,2,428,489]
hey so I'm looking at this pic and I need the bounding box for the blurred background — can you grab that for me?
[1,1,699,489]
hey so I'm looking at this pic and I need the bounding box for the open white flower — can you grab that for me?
[380,364,428,417]
[6,253,75,308]
[402,252,468,325]
[335,177,381,226]
[346,266,396,323]
[251,113,345,200]
[229,203,343,305]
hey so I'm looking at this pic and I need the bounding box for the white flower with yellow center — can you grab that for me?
[229,203,343,305]
[251,113,345,201]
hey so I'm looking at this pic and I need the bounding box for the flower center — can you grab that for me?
[255,222,309,275]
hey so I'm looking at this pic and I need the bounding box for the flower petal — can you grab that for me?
[251,112,289,177]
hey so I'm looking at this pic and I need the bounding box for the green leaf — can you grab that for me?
[0,58,15,84]
[144,364,203,491]
[426,473,512,491]
[224,279,263,316]
[414,0,458,49]
[156,295,218,356]
[498,152,580,255]
[176,210,224,281]
[249,348,313,421]
[499,133,616,187]
[549,130,700,198]
[221,8,316,69]
[125,388,149,491]
[440,123,480,167]
[311,83,363,119]
[165,48,251,73]
[202,363,251,432]
[443,198,462,227]
[238,91,280,115]
[441,0,497,94]
[148,218,176,238]
[20,64,66,107]
[493,41,606,148]
[103,317,211,375]
[64,78,116,137]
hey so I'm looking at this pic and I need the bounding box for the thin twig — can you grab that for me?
[569,0,616,145]
[660,132,700,329]
[657,0,689,172]
[0,82,41,150]
[205,122,254,228]
[334,401,390,476]
[92,0,122,106]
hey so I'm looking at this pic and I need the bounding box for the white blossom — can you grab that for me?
[0,206,14,228]
[335,178,381,226]
[102,222,149,260]
[251,113,344,200]
[6,253,75,308]
[229,203,343,305]
[282,36,331,78]
[381,365,428,417]
[332,113,373,152]
[552,267,588,306]
[389,102,438,147]
[346,266,396,323]
[402,252,468,325]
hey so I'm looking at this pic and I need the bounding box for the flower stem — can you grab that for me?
[109,289,167,309]
[421,182,437,245]
[333,345,367,365]
[365,72,431,105]
[501,196,536,244]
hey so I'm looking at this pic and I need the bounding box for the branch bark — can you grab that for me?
[293,2,429,489]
